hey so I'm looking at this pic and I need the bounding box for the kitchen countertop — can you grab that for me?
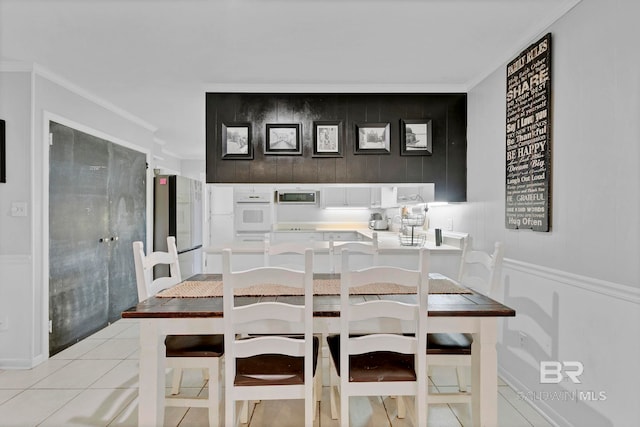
[204,223,466,254]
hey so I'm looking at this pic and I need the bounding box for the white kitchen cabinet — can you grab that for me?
[322,187,371,208]
[397,185,434,204]
[370,186,398,208]
[271,231,322,242]
[322,231,362,241]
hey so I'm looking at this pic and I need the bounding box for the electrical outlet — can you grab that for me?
[10,202,28,217]
[446,217,453,231]
[519,331,527,347]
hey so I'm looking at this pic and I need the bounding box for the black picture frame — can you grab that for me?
[221,122,252,159]
[0,119,5,183]
[313,121,343,157]
[400,119,433,156]
[355,122,390,154]
[265,123,302,155]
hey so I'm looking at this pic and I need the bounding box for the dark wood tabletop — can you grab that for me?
[122,273,516,319]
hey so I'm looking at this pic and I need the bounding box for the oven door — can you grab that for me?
[234,203,272,232]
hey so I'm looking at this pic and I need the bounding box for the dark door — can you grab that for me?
[107,142,147,322]
[49,122,146,355]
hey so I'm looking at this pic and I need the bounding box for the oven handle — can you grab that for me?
[236,201,270,204]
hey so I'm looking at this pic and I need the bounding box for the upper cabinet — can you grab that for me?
[322,187,372,208]
[323,184,435,209]
[397,185,435,205]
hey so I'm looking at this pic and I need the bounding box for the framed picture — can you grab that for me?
[355,122,390,154]
[400,119,432,156]
[0,119,5,183]
[313,121,343,157]
[221,122,252,159]
[265,123,302,155]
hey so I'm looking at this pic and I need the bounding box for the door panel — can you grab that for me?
[49,123,110,354]
[107,143,146,322]
[48,122,146,355]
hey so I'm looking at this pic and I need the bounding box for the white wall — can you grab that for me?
[0,65,184,368]
[458,0,640,425]
[0,71,34,367]
[0,71,32,255]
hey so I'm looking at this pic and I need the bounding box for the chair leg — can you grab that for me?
[328,358,339,420]
[456,366,468,392]
[314,370,322,403]
[340,383,349,427]
[208,361,220,427]
[315,335,323,402]
[225,384,235,427]
[170,368,183,395]
[397,395,406,419]
[239,400,249,424]
[330,385,339,420]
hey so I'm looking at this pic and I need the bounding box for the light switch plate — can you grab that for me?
[11,202,28,217]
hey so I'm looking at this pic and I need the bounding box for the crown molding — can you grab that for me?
[29,63,158,133]
[467,0,583,90]
[203,82,468,94]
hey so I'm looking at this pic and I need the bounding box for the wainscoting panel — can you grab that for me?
[497,259,640,427]
[0,255,35,368]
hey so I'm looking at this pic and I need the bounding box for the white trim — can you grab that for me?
[498,368,565,427]
[44,112,151,156]
[0,61,33,73]
[41,111,152,359]
[204,83,468,93]
[467,0,583,90]
[503,258,640,305]
[0,255,32,264]
[32,63,157,133]
[160,147,181,159]
[0,356,45,370]
[31,69,39,363]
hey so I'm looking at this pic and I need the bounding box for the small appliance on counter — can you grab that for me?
[368,212,389,230]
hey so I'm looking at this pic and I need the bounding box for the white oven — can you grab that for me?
[234,192,273,234]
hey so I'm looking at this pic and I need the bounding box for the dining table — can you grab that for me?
[122,272,516,427]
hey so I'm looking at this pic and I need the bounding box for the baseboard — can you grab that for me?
[499,367,571,427]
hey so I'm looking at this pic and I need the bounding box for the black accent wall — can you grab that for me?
[206,93,467,201]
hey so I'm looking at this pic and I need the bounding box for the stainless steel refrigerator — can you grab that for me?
[154,175,203,278]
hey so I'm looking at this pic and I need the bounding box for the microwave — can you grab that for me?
[276,190,318,204]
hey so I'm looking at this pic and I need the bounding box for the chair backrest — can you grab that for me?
[329,232,378,273]
[457,240,504,297]
[222,248,314,392]
[263,239,309,268]
[339,247,428,375]
[132,236,182,301]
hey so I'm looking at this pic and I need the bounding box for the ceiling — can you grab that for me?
[0,0,579,160]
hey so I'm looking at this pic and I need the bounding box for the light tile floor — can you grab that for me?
[0,319,553,426]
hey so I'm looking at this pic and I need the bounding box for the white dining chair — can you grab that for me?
[264,239,309,268]
[132,237,224,427]
[327,248,429,426]
[427,240,505,402]
[328,231,379,273]
[222,248,320,427]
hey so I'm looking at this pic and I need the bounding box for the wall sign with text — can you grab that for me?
[505,33,552,232]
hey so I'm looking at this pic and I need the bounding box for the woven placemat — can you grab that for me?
[157,275,470,298]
